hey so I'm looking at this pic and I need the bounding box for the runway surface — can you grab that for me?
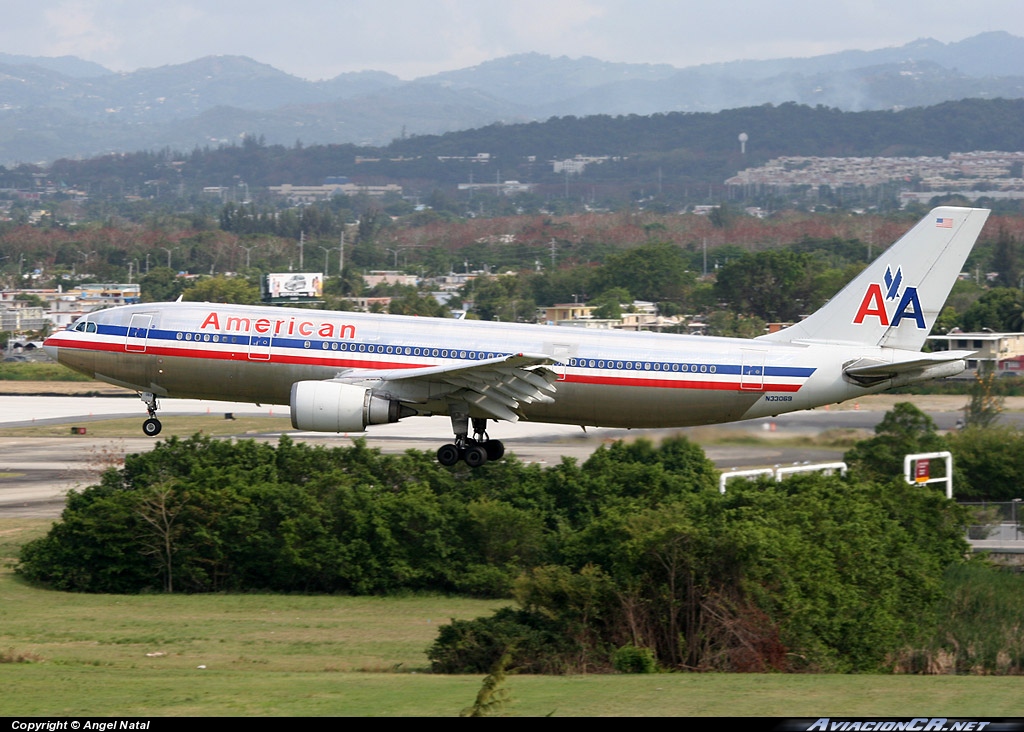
[0,394,984,518]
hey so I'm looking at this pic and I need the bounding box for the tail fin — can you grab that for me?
[760,206,990,350]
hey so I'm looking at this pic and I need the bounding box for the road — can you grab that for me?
[0,393,1004,518]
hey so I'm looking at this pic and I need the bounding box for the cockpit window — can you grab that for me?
[73,321,97,333]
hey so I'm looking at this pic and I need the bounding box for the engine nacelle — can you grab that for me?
[290,380,408,432]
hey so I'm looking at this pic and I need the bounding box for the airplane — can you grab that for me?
[43,206,990,467]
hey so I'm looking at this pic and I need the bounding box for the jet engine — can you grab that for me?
[290,380,413,432]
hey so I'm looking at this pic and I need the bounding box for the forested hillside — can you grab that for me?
[6,98,1023,201]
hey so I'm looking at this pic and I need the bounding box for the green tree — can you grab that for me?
[963,361,1004,428]
[991,227,1022,290]
[386,288,451,317]
[933,305,960,335]
[465,275,535,322]
[960,287,1023,331]
[947,425,1024,499]
[13,293,46,308]
[182,275,260,304]
[714,250,820,322]
[844,402,946,483]
[594,242,694,305]
[703,310,767,337]
[434,467,967,673]
[589,287,631,319]
[139,267,187,303]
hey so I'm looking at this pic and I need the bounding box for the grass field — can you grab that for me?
[0,362,93,382]
[0,415,295,439]
[0,417,868,448]
[1,519,1023,717]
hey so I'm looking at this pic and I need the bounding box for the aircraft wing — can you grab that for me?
[328,352,560,422]
[843,350,975,386]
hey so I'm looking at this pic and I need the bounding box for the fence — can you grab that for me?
[962,500,1024,542]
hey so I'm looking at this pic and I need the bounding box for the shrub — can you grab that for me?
[612,645,656,674]
[427,607,586,674]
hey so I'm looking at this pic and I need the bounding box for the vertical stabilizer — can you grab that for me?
[759,206,989,350]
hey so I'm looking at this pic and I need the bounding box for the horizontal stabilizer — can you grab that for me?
[843,351,973,386]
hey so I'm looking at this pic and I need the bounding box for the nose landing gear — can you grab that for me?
[139,392,162,436]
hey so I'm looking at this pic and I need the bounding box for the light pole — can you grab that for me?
[161,247,178,269]
[74,249,96,276]
[318,246,333,276]
[238,244,259,269]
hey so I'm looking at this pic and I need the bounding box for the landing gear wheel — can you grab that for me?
[483,440,505,461]
[463,444,489,468]
[437,443,461,466]
[139,392,161,437]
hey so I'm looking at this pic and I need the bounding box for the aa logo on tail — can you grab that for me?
[853,265,925,329]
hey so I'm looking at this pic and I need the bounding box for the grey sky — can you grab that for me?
[2,0,1022,80]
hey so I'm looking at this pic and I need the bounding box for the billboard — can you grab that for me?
[263,272,323,301]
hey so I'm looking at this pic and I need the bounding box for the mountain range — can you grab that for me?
[1,32,1023,166]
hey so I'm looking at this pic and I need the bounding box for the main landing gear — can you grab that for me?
[140,392,162,437]
[436,411,505,468]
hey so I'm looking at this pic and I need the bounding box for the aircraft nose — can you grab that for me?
[42,336,58,361]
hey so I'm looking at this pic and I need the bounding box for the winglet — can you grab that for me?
[759,206,989,350]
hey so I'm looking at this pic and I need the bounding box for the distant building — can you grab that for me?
[616,312,684,332]
[269,181,402,203]
[537,303,596,324]
[341,297,392,312]
[551,155,620,174]
[0,305,47,333]
[727,151,1024,205]
[1,284,140,330]
[67,283,141,303]
[457,180,533,196]
[427,271,489,291]
[437,153,491,163]
[899,190,1024,204]
[928,331,1024,373]
[363,271,420,288]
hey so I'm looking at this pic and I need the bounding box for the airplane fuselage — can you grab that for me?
[41,206,991,464]
[46,301,890,429]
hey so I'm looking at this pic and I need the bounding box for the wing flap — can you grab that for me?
[463,393,523,423]
[329,352,560,421]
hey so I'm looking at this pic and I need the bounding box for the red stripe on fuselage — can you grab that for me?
[565,374,802,392]
[50,338,426,371]
[53,339,806,392]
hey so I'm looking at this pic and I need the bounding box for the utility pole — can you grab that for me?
[298,231,305,270]
[338,231,345,275]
